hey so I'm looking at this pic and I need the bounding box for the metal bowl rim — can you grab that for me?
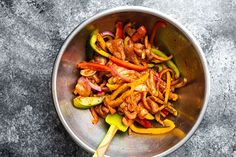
[52,6,210,157]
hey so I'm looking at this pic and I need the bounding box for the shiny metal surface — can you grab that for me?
[52,6,210,157]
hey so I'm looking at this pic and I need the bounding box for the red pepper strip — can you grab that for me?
[109,56,148,71]
[115,21,124,39]
[162,109,169,116]
[135,117,153,128]
[131,25,147,42]
[78,62,112,73]
[150,21,167,45]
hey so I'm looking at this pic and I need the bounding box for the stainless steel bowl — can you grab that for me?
[52,6,210,157]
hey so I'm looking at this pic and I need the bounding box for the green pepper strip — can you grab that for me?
[73,96,105,109]
[151,48,180,78]
[90,29,110,57]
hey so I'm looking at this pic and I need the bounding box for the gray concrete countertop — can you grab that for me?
[0,0,235,156]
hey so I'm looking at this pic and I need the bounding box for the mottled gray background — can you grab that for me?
[0,0,235,156]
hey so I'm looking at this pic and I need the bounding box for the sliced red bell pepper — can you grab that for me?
[109,56,148,71]
[162,109,169,116]
[115,21,124,39]
[150,21,167,45]
[131,25,147,42]
[78,62,112,73]
[135,117,152,128]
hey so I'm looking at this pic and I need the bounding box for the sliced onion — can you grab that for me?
[97,91,105,96]
[101,31,115,38]
[74,77,91,96]
[109,65,131,82]
[85,77,102,91]
[114,65,137,77]
[134,84,148,92]
[80,69,96,76]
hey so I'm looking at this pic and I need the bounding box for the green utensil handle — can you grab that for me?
[93,125,118,157]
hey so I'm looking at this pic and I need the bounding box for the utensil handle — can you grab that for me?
[93,125,118,157]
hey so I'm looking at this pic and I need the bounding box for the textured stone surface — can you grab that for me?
[0,0,235,156]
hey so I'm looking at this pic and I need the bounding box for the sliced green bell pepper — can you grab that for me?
[73,96,105,109]
[151,48,180,78]
[86,34,94,61]
[90,29,110,58]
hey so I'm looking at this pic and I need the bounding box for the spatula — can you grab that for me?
[93,113,128,157]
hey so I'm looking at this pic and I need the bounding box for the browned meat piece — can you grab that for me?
[94,56,107,65]
[146,97,159,114]
[124,22,136,37]
[134,43,145,56]
[106,39,126,60]
[124,38,140,65]
[74,77,91,96]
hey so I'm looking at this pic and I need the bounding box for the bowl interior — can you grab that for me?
[54,10,206,157]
